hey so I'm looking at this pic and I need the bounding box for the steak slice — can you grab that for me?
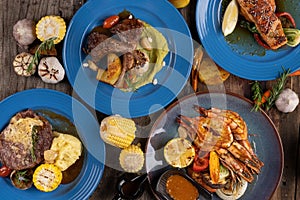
[237,0,287,49]
[0,110,53,170]
[110,18,144,44]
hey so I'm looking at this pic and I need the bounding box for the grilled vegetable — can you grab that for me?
[33,164,62,192]
[283,28,300,47]
[13,52,36,76]
[192,153,209,172]
[119,144,144,173]
[100,115,136,148]
[96,53,122,85]
[209,151,220,184]
[276,12,296,28]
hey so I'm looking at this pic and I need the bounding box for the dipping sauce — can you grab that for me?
[166,174,199,200]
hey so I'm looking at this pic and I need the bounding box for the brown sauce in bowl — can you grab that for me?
[166,174,199,200]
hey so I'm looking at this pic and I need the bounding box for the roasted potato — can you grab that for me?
[96,53,122,85]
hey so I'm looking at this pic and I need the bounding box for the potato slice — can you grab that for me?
[96,53,122,85]
[198,57,230,85]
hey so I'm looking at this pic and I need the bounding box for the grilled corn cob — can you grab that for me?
[100,115,136,148]
[33,164,62,192]
[119,144,144,173]
[36,15,66,44]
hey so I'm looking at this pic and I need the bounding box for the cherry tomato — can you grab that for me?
[103,15,120,29]
[192,154,209,172]
[0,166,12,177]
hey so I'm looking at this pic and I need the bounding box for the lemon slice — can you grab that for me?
[222,0,239,37]
[164,138,195,168]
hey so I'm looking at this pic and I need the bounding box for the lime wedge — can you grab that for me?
[222,0,239,37]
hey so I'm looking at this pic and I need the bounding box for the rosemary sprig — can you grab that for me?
[27,37,57,73]
[15,170,30,184]
[251,68,290,111]
[251,81,263,111]
[264,68,290,110]
[30,125,39,161]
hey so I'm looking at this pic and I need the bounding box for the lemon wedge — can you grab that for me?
[222,0,239,37]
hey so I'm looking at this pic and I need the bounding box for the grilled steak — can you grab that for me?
[0,110,53,170]
[110,18,144,44]
[89,18,144,62]
[85,32,109,53]
[90,35,136,63]
[237,0,287,49]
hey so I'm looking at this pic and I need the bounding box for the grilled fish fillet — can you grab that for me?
[237,0,287,49]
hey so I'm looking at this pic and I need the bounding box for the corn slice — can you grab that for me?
[100,115,136,148]
[36,15,66,44]
[33,164,62,192]
[119,144,144,173]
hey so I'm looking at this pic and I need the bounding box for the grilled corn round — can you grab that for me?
[119,144,144,173]
[33,164,62,192]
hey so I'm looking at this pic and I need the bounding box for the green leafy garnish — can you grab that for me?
[251,81,263,111]
[251,68,290,111]
[27,37,57,73]
[264,68,290,110]
[15,170,30,184]
[30,125,40,161]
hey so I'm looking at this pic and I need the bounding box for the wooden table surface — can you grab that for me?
[1,0,299,199]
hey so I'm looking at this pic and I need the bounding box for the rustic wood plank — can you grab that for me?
[0,0,84,102]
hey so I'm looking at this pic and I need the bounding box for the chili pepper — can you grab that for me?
[103,15,120,29]
[276,12,296,28]
[253,33,271,49]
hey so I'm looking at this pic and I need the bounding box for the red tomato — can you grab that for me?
[0,166,11,177]
[192,154,209,172]
[103,15,120,29]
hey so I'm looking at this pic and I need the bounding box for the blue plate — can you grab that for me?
[0,89,105,200]
[196,0,300,80]
[146,92,283,199]
[63,0,193,118]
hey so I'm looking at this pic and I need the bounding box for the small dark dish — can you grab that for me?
[155,168,212,200]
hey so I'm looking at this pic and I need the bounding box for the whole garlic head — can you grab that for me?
[13,19,36,47]
[38,57,65,84]
[275,88,299,113]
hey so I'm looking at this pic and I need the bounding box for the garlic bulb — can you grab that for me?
[275,88,299,113]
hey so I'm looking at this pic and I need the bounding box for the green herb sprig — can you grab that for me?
[251,81,263,111]
[30,125,40,161]
[15,170,30,184]
[27,37,57,73]
[251,68,290,111]
[264,68,290,110]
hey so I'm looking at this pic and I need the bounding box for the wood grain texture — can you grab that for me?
[1,0,299,199]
